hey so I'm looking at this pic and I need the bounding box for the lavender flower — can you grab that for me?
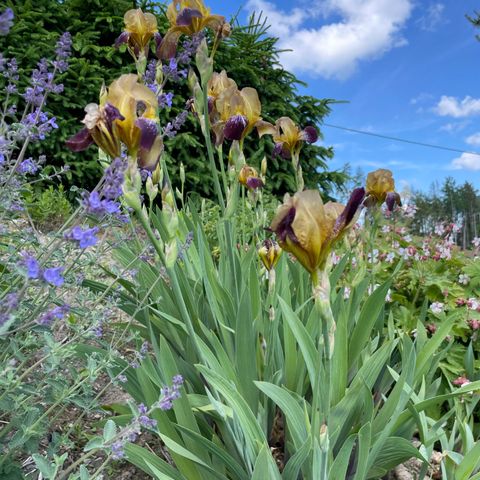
[64,225,99,249]
[37,305,70,326]
[162,58,187,83]
[0,8,14,36]
[103,157,127,200]
[0,292,19,327]
[82,191,120,217]
[17,158,39,175]
[53,32,72,72]
[20,252,41,279]
[176,33,205,65]
[144,60,157,92]
[158,92,174,109]
[19,109,58,141]
[111,441,125,460]
[4,58,18,93]
[163,110,188,138]
[158,375,184,410]
[43,267,64,287]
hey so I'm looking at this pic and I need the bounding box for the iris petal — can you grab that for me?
[176,8,202,26]
[66,128,94,152]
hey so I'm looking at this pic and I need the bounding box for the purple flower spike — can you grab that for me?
[303,126,318,144]
[66,127,94,152]
[0,8,14,36]
[176,8,202,27]
[224,115,248,141]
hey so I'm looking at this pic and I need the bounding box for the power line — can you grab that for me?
[323,123,480,157]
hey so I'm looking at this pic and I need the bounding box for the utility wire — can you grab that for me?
[323,123,480,157]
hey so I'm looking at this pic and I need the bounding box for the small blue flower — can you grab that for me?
[65,225,99,249]
[20,252,41,279]
[43,267,64,287]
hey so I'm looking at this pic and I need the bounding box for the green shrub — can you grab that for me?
[26,184,72,231]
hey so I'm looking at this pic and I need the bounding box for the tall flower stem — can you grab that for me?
[310,268,334,479]
[292,151,304,192]
[202,84,225,213]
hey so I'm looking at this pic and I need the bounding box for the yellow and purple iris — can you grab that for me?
[365,168,401,212]
[238,164,263,190]
[211,85,262,144]
[257,116,318,159]
[270,188,365,274]
[67,74,163,171]
[158,0,225,59]
[115,9,160,60]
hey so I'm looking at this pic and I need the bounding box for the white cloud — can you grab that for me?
[465,132,480,146]
[245,0,413,79]
[416,3,445,32]
[435,96,480,118]
[450,153,480,171]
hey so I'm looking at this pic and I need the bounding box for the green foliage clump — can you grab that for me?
[26,184,72,231]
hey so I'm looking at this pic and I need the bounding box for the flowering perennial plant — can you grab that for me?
[1,3,480,480]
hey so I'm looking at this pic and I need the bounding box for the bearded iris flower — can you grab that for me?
[365,168,401,212]
[270,188,365,274]
[67,74,163,171]
[115,9,160,61]
[207,70,237,113]
[66,103,124,159]
[158,0,225,59]
[257,116,318,159]
[212,86,262,144]
[238,164,263,190]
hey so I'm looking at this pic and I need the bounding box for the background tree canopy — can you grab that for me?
[0,0,346,198]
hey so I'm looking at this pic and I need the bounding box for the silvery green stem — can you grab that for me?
[310,268,334,477]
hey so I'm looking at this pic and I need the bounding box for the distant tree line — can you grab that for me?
[411,178,480,249]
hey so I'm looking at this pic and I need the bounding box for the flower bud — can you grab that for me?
[146,176,158,203]
[258,239,282,271]
[261,157,268,177]
[165,240,178,269]
[195,38,213,84]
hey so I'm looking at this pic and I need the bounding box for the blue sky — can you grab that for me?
[205,0,480,193]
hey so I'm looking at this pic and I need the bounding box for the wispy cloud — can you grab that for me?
[410,92,434,105]
[245,0,413,79]
[416,3,446,32]
[465,132,480,146]
[435,96,480,118]
[450,152,480,171]
[439,121,470,133]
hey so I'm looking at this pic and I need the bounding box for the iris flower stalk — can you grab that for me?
[270,187,365,459]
